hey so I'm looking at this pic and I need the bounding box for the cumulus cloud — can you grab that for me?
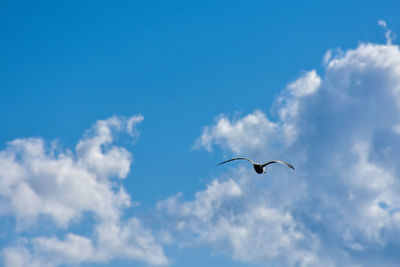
[0,115,168,266]
[195,70,322,154]
[95,219,167,265]
[160,40,400,266]
[195,111,278,154]
[158,176,326,266]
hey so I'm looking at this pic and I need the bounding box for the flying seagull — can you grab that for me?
[217,157,295,174]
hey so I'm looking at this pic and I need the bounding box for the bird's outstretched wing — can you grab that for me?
[261,160,295,170]
[217,157,255,165]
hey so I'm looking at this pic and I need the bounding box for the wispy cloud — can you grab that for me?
[378,20,395,45]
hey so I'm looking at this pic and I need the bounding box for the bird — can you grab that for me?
[217,157,295,174]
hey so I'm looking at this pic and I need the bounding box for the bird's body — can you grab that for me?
[217,157,295,174]
[253,164,264,174]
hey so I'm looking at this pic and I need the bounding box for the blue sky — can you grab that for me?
[1,1,400,266]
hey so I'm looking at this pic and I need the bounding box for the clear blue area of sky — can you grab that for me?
[1,1,399,266]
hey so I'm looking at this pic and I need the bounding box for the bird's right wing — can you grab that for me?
[217,157,254,165]
[261,160,295,170]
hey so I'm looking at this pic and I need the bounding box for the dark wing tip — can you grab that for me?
[280,161,295,170]
[217,159,231,166]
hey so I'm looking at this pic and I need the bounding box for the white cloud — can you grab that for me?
[158,173,327,266]
[95,219,168,265]
[33,234,95,264]
[14,219,169,267]
[3,219,169,267]
[195,111,278,154]
[76,116,134,180]
[0,117,133,227]
[161,41,400,266]
[158,179,243,223]
[194,70,322,153]
[378,20,395,45]
[127,114,144,136]
[0,115,168,266]
[378,20,387,28]
[3,245,52,267]
[286,70,321,98]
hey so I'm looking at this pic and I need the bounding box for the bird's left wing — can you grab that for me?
[217,157,254,165]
